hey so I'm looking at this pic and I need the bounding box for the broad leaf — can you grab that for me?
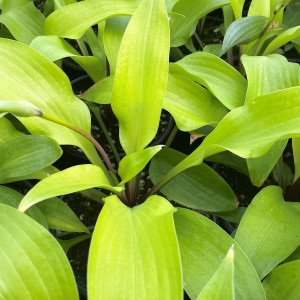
[44,0,139,38]
[82,73,228,131]
[242,54,300,186]
[37,197,90,233]
[0,186,48,228]
[0,204,78,299]
[283,1,300,28]
[119,145,163,184]
[150,148,237,212]
[229,0,245,19]
[0,135,62,183]
[104,16,130,74]
[171,52,247,109]
[263,261,300,300]
[222,16,269,54]
[174,208,266,300]
[196,246,234,300]
[169,0,229,47]
[157,86,300,190]
[242,54,300,104]
[88,195,182,300]
[164,74,228,131]
[235,186,300,279]
[18,165,123,212]
[30,36,105,82]
[0,0,44,44]
[0,38,103,167]
[111,0,169,154]
[263,25,300,55]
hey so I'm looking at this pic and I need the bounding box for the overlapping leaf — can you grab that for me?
[0,38,103,166]
[30,36,105,82]
[0,0,44,44]
[169,0,229,47]
[88,195,182,300]
[150,148,237,212]
[174,208,266,300]
[111,0,169,154]
[44,0,140,39]
[235,186,300,279]
[0,135,62,183]
[171,52,247,109]
[18,165,123,212]
[263,261,300,300]
[0,204,79,299]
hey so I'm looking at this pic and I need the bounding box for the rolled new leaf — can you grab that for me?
[0,100,42,117]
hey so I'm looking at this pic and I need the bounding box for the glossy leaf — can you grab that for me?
[196,246,234,300]
[0,1,44,44]
[242,54,300,104]
[44,0,139,39]
[164,74,228,131]
[174,208,266,300]
[222,16,269,53]
[30,36,105,82]
[18,165,123,212]
[88,195,182,300]
[104,16,130,74]
[235,186,300,279]
[0,38,102,166]
[169,0,229,47]
[119,145,163,184]
[82,73,228,131]
[171,52,247,109]
[37,197,90,233]
[159,86,300,189]
[0,135,62,183]
[0,204,79,299]
[242,54,300,185]
[0,117,24,144]
[150,148,237,212]
[0,186,48,228]
[263,261,300,300]
[263,25,300,55]
[229,0,245,19]
[111,0,169,154]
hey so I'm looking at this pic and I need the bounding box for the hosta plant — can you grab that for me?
[0,0,300,299]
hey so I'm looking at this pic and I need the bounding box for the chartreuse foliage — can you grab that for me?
[1,0,300,299]
[0,204,79,299]
[88,195,182,300]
